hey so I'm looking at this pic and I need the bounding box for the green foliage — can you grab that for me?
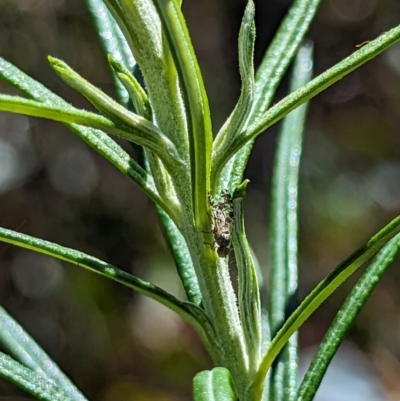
[232,180,261,375]
[268,42,313,401]
[0,0,400,400]
[296,233,400,400]
[0,352,81,401]
[193,367,239,401]
[0,308,88,401]
[252,214,400,400]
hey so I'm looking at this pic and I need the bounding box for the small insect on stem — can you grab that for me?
[356,32,387,48]
[204,191,234,258]
[355,40,370,48]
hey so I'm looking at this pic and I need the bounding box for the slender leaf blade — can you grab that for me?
[226,25,400,165]
[154,0,212,230]
[0,352,75,401]
[0,307,87,401]
[268,42,313,401]
[156,206,202,306]
[251,214,400,398]
[48,57,177,157]
[296,233,400,401]
[154,0,213,228]
[193,367,239,401]
[212,0,255,191]
[0,227,216,355]
[251,0,321,127]
[101,0,189,155]
[0,57,176,219]
[216,0,322,193]
[0,57,126,161]
[85,0,136,106]
[232,180,261,373]
[108,55,151,120]
[0,94,182,173]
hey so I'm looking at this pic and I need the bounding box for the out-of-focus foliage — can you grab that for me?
[1,0,400,399]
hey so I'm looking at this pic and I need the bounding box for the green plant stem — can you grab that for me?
[183,233,248,395]
[84,2,202,307]
[152,3,250,393]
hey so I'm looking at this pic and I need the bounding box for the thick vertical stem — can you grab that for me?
[183,225,250,397]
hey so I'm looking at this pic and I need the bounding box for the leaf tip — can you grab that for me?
[47,56,67,74]
[233,179,250,199]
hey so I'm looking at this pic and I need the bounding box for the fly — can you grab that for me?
[205,191,234,258]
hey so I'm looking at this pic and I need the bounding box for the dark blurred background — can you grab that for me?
[1,0,400,400]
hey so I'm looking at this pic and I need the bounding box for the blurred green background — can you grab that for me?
[1,0,400,400]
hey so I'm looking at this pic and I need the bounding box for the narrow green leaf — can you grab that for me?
[0,307,87,401]
[231,180,261,373]
[0,57,126,162]
[217,144,253,195]
[251,214,400,400]
[69,124,180,224]
[107,56,194,292]
[108,55,152,120]
[48,57,169,147]
[260,310,271,401]
[0,93,111,126]
[0,57,178,221]
[296,233,400,401]
[251,0,321,127]
[92,6,200,306]
[105,34,202,305]
[216,0,322,194]
[156,205,202,306]
[49,56,146,126]
[49,54,188,215]
[84,0,136,106]
[268,42,313,401]
[193,367,239,401]
[0,54,197,309]
[101,0,189,155]
[154,0,213,228]
[0,352,74,401]
[225,25,400,167]
[49,57,182,184]
[85,0,150,184]
[211,0,255,192]
[0,94,183,174]
[0,227,216,355]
